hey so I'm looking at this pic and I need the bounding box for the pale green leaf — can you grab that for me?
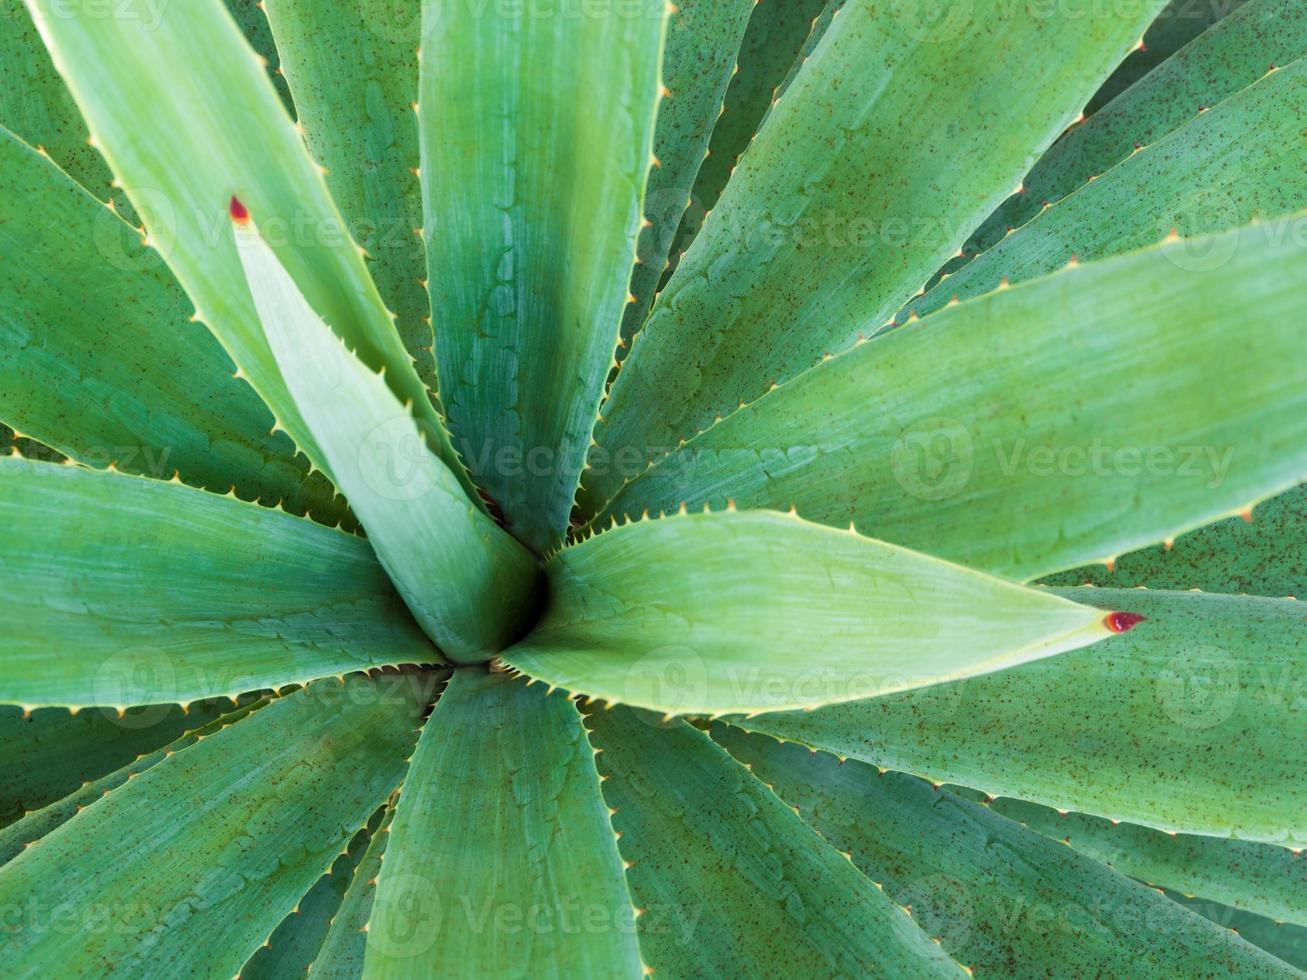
[365,670,639,978]
[419,0,667,553]
[597,221,1307,583]
[580,0,1166,515]
[733,588,1307,847]
[235,218,541,661]
[0,673,432,977]
[23,0,475,498]
[0,458,434,706]
[712,725,1298,978]
[505,510,1115,716]
[580,705,966,977]
[0,124,345,523]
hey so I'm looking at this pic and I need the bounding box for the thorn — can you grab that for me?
[229,196,250,224]
[1105,612,1146,634]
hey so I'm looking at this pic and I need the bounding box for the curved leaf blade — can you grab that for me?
[599,221,1307,582]
[1045,482,1307,597]
[620,0,754,345]
[0,458,434,706]
[235,217,541,661]
[580,705,966,977]
[309,804,396,980]
[260,0,435,391]
[0,673,432,977]
[687,0,829,225]
[0,698,271,868]
[1168,891,1307,971]
[904,54,1307,326]
[22,0,474,497]
[581,0,1166,515]
[0,125,344,522]
[0,697,242,833]
[419,0,667,553]
[365,671,640,979]
[0,0,117,204]
[990,797,1307,928]
[951,0,1307,275]
[734,588,1307,847]
[504,510,1116,715]
[1086,0,1251,114]
[712,725,1299,978]
[242,813,381,980]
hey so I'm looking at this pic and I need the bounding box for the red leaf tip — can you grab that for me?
[229,196,250,223]
[1105,611,1146,634]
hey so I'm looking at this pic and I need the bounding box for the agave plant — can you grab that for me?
[2,0,1306,974]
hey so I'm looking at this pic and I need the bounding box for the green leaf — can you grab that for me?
[687,0,829,224]
[0,0,116,204]
[260,0,436,391]
[0,697,244,832]
[0,673,432,977]
[580,0,1166,515]
[0,125,345,523]
[235,218,541,661]
[242,812,381,980]
[0,458,435,706]
[1086,0,1251,114]
[24,0,474,498]
[989,797,1307,928]
[1045,482,1307,597]
[310,804,396,980]
[620,0,754,346]
[733,588,1307,847]
[597,221,1307,583]
[365,670,639,978]
[1167,890,1307,972]
[223,0,296,114]
[711,725,1298,978]
[951,0,1306,274]
[580,705,966,977]
[504,510,1115,715]
[904,55,1307,326]
[418,0,667,554]
[0,698,271,867]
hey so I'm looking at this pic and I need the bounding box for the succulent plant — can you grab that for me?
[2,0,1306,975]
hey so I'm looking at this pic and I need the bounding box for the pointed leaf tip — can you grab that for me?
[1105,611,1146,634]
[229,196,249,223]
